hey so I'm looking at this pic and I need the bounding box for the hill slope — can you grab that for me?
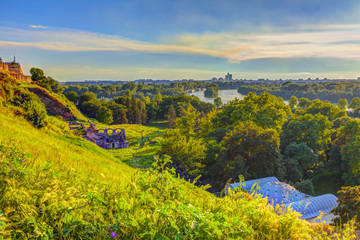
[0,70,356,239]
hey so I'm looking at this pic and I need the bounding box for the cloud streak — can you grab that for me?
[29,25,47,29]
[1,25,360,63]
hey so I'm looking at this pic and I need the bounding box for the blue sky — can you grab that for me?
[1,0,360,81]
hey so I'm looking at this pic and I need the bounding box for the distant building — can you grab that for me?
[225,72,233,81]
[218,77,224,82]
[211,77,217,82]
[0,56,32,82]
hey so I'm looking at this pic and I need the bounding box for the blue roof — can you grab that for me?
[255,181,309,206]
[284,194,338,219]
[228,176,279,193]
[226,177,338,220]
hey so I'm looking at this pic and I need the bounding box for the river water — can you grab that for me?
[189,89,289,104]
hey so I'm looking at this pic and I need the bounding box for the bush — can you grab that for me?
[294,179,315,195]
[332,186,360,227]
[21,92,48,128]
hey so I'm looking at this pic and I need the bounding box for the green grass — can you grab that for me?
[0,110,135,183]
[0,71,357,239]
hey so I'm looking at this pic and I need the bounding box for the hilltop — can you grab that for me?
[0,69,357,239]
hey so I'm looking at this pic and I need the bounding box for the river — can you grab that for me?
[189,89,289,104]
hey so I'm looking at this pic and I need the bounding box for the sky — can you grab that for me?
[1,0,360,81]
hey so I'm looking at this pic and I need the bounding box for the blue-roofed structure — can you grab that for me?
[227,176,279,193]
[284,194,338,220]
[226,177,338,221]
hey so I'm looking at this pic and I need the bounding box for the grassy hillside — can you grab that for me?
[0,71,357,239]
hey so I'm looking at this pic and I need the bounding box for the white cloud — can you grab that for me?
[2,24,360,63]
[29,25,47,29]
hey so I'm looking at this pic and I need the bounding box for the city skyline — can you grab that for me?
[1,0,360,81]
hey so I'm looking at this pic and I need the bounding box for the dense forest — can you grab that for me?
[238,81,360,103]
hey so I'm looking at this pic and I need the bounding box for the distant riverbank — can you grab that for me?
[189,89,289,104]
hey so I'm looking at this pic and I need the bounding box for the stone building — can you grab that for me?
[81,123,129,149]
[0,57,32,82]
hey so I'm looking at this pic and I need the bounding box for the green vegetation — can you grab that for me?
[204,84,218,98]
[238,81,360,103]
[30,67,64,94]
[0,69,359,238]
[332,186,360,226]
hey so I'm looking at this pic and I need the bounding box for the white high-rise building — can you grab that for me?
[225,72,233,81]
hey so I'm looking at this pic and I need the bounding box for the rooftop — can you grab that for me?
[226,177,338,220]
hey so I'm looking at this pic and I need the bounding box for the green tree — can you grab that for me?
[283,142,318,182]
[213,92,291,132]
[30,67,45,81]
[21,92,48,128]
[294,179,315,196]
[298,98,311,108]
[349,97,360,110]
[214,97,223,108]
[79,92,97,105]
[302,99,346,121]
[166,104,176,128]
[64,91,79,104]
[106,101,128,124]
[289,96,298,111]
[204,86,218,98]
[160,129,206,177]
[280,113,332,155]
[80,100,101,118]
[218,122,282,181]
[340,140,360,185]
[337,99,348,110]
[97,106,113,124]
[175,104,199,140]
[332,186,360,225]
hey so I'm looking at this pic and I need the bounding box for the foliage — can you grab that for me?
[97,106,113,124]
[238,81,360,103]
[160,129,206,177]
[30,67,45,81]
[280,113,332,154]
[217,122,282,182]
[293,179,315,196]
[330,120,360,185]
[348,97,360,110]
[332,186,360,226]
[204,85,218,98]
[165,104,176,128]
[64,91,79,104]
[283,142,318,182]
[30,67,64,93]
[20,92,48,128]
[300,99,346,121]
[289,95,298,111]
[211,92,290,132]
[337,99,348,110]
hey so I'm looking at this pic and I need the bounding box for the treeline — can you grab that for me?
[63,82,209,99]
[159,92,360,207]
[63,81,248,99]
[238,81,360,102]
[65,90,214,125]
